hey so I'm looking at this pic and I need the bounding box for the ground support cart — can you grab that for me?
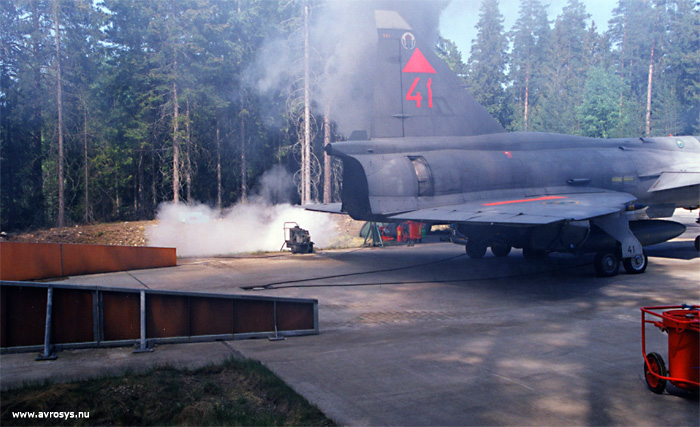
[281,222,314,254]
[641,304,699,394]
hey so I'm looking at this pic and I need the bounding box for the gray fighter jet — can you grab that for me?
[308,10,700,277]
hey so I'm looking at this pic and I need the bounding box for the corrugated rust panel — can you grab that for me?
[2,282,317,352]
[0,286,47,347]
[147,294,190,338]
[233,300,274,333]
[102,291,139,341]
[190,297,234,336]
[52,288,94,344]
[0,242,63,281]
[0,287,6,347]
[62,244,176,276]
[277,301,315,331]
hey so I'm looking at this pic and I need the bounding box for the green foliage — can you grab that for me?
[577,67,633,138]
[466,0,512,127]
[1,0,699,231]
[508,0,550,131]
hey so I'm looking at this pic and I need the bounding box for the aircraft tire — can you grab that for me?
[623,252,647,274]
[695,236,699,251]
[644,352,667,394]
[490,243,511,257]
[466,241,487,259]
[594,250,620,277]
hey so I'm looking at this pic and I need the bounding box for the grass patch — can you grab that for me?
[1,358,334,426]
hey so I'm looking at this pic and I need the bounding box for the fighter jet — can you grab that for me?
[308,10,700,277]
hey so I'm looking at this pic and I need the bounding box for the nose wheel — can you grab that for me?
[623,251,648,274]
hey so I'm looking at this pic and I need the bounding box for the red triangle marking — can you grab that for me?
[402,48,436,74]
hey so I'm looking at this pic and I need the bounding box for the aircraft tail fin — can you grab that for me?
[371,10,505,139]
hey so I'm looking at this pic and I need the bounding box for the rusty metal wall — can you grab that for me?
[0,281,318,355]
[0,242,176,281]
[0,242,63,281]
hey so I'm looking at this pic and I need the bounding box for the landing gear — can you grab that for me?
[623,251,648,274]
[594,250,620,277]
[490,243,511,257]
[465,240,487,259]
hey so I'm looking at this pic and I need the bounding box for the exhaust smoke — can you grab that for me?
[147,167,339,257]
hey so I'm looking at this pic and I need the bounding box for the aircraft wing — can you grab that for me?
[386,190,637,225]
[304,203,344,214]
[648,171,700,192]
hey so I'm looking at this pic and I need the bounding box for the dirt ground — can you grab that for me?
[3,216,364,248]
[3,221,155,247]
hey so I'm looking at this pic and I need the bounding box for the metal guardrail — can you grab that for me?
[0,281,318,358]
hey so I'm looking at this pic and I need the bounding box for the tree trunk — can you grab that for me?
[137,149,143,218]
[323,110,331,204]
[172,78,180,203]
[83,105,90,223]
[30,3,45,227]
[115,174,120,217]
[645,44,654,136]
[524,65,530,131]
[151,142,157,212]
[240,111,247,202]
[302,1,311,204]
[53,0,65,227]
[185,98,192,203]
[216,118,222,210]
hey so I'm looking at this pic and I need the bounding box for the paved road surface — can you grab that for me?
[2,211,698,425]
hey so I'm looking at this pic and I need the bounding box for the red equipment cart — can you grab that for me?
[641,304,699,394]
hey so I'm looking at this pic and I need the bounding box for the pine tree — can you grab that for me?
[466,0,511,127]
[0,0,52,229]
[663,0,700,134]
[436,35,468,81]
[538,0,591,134]
[608,0,656,136]
[577,66,635,138]
[508,0,550,131]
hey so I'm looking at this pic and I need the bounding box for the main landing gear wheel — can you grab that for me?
[594,250,620,277]
[465,241,487,259]
[644,352,667,394]
[623,251,648,274]
[491,243,511,257]
[695,235,700,251]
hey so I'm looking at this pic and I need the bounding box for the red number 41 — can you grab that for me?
[406,77,433,109]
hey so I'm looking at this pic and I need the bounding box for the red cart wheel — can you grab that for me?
[644,352,667,394]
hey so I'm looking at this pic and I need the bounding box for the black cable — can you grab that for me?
[242,252,468,290]
[253,260,593,290]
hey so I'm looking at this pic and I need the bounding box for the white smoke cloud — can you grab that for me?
[245,0,443,137]
[146,166,340,257]
[146,202,339,257]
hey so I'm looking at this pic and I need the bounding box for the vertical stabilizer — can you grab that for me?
[372,10,505,139]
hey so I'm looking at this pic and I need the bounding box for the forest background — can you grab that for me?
[1,0,698,232]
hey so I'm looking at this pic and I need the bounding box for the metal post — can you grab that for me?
[36,287,57,360]
[93,290,102,345]
[269,300,285,341]
[134,290,153,353]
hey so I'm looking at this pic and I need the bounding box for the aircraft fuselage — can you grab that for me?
[329,132,700,221]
